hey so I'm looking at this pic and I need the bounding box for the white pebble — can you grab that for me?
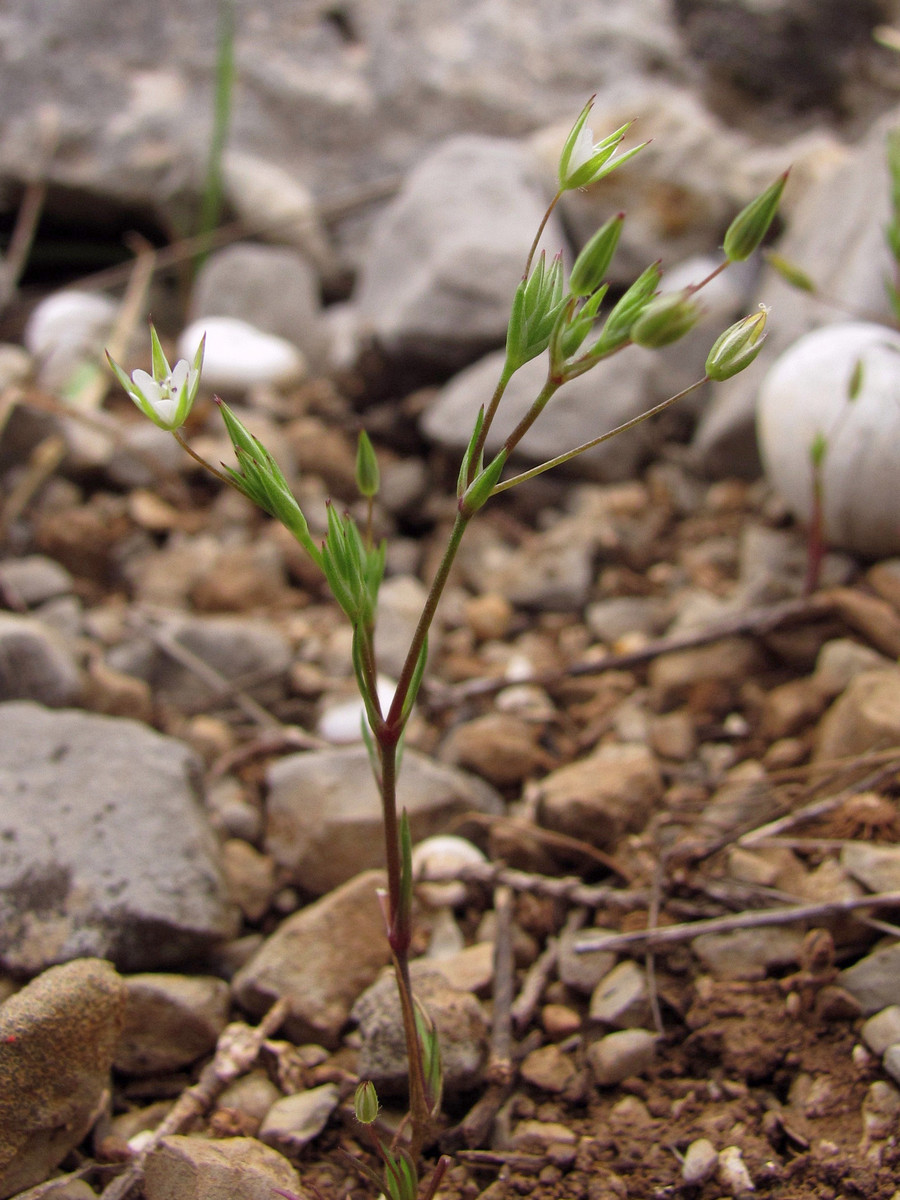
[718,1145,754,1194]
[178,316,304,392]
[317,677,396,743]
[682,1137,718,1185]
[411,834,487,907]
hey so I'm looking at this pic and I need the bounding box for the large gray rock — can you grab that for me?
[0,703,237,973]
[354,135,569,368]
[265,746,502,895]
[106,611,292,711]
[0,959,127,1200]
[421,345,660,481]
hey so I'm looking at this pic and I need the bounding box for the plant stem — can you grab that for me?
[491,377,707,494]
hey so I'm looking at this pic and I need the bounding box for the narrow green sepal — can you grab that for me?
[149,321,171,381]
[399,636,428,726]
[847,356,864,401]
[764,251,816,293]
[723,171,788,262]
[457,407,486,499]
[414,998,444,1116]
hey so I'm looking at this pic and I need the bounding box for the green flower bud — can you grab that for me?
[630,290,700,349]
[705,305,769,381]
[568,213,624,297]
[723,171,788,263]
[354,1080,380,1124]
[355,430,380,498]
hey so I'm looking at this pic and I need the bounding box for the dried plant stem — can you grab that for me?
[576,892,900,954]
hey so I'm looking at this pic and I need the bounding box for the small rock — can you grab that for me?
[373,574,430,679]
[115,974,230,1075]
[558,928,616,995]
[217,1070,282,1126]
[586,597,670,644]
[258,1084,340,1153]
[0,556,73,608]
[178,317,305,393]
[426,941,494,996]
[861,1080,900,1142]
[317,677,396,744]
[222,839,276,923]
[692,927,805,981]
[0,614,82,707]
[143,1134,301,1200]
[411,835,487,908]
[841,843,900,894]
[649,636,766,711]
[587,1029,658,1086]
[682,1137,718,1186]
[542,1003,582,1040]
[232,870,391,1047]
[589,961,652,1029]
[537,742,662,850]
[519,1043,578,1093]
[862,1006,900,1056]
[352,966,488,1096]
[24,290,118,390]
[648,710,697,761]
[424,347,656,484]
[439,712,550,787]
[813,637,893,697]
[510,1120,578,1151]
[464,593,514,641]
[840,943,900,1015]
[0,958,127,1199]
[190,243,326,370]
[265,746,501,896]
[815,668,900,762]
[760,677,828,741]
[107,611,292,712]
[717,1145,754,1195]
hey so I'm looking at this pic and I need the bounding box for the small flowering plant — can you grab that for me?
[109,97,783,1195]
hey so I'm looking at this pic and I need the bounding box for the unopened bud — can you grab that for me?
[705,305,770,380]
[723,172,788,262]
[630,290,700,348]
[354,1080,380,1124]
[569,214,624,297]
[355,430,380,498]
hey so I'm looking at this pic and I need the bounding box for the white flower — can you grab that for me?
[107,324,205,431]
[558,98,647,191]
